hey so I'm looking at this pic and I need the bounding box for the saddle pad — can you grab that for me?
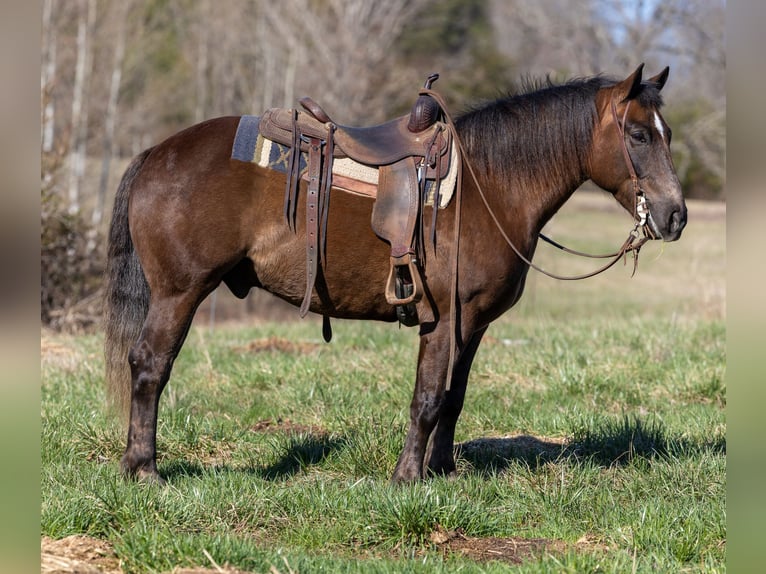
[231,115,456,208]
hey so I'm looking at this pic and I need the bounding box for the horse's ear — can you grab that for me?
[647,66,670,91]
[614,63,645,102]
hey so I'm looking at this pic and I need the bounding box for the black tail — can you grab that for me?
[104,148,153,420]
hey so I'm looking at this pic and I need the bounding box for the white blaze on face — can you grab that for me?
[653,111,666,141]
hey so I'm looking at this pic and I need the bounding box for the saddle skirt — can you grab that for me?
[231,115,458,208]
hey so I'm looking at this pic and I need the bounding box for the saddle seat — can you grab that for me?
[298,96,446,168]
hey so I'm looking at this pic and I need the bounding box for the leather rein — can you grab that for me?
[459,96,655,281]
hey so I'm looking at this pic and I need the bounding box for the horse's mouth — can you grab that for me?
[646,213,664,241]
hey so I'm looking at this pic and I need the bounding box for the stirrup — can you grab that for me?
[394,268,419,327]
[384,254,424,307]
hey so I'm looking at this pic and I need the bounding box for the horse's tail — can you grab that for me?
[104,148,153,421]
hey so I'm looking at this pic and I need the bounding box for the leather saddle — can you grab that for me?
[258,74,455,327]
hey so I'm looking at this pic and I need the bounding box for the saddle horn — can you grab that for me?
[408,73,441,133]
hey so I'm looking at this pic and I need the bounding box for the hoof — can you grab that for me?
[390,474,422,486]
[135,468,166,486]
[390,466,424,485]
[427,467,458,480]
[120,456,165,486]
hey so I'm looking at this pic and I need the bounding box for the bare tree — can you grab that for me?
[66,0,96,215]
[41,0,57,156]
[94,1,132,228]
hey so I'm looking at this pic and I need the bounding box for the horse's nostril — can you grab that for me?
[670,210,686,234]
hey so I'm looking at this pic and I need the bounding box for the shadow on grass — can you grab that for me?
[258,433,348,480]
[158,416,725,481]
[160,459,207,480]
[158,432,349,482]
[457,415,726,475]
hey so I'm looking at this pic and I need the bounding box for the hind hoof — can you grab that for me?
[135,468,166,486]
[120,456,166,486]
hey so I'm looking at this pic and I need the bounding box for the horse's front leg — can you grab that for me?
[425,326,488,477]
[391,323,458,483]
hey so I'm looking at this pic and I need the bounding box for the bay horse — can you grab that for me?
[104,64,686,484]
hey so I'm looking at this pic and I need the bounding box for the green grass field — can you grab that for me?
[41,193,725,573]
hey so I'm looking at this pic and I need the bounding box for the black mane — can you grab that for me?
[455,75,664,200]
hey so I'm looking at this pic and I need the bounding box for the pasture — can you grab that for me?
[41,192,725,573]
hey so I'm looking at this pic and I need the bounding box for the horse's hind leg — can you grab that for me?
[120,289,207,483]
[425,326,488,477]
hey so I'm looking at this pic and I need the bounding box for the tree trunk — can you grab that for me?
[194,0,210,123]
[67,0,96,215]
[94,2,130,228]
[41,0,56,156]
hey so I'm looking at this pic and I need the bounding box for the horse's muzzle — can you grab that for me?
[646,200,687,242]
[658,206,687,242]
[669,209,686,236]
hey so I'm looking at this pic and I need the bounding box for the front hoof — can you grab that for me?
[390,463,424,484]
[390,474,421,485]
[427,467,458,480]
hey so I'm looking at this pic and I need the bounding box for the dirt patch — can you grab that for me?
[430,527,607,565]
[41,536,262,574]
[42,530,605,572]
[251,417,327,437]
[236,336,323,355]
[41,536,122,574]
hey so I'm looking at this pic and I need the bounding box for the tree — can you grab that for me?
[260,0,433,123]
[66,0,96,215]
[94,1,132,228]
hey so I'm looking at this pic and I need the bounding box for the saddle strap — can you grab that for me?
[300,136,323,317]
[320,124,335,266]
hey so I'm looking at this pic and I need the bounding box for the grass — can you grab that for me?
[41,194,725,573]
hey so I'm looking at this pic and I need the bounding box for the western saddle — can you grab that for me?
[258,74,456,328]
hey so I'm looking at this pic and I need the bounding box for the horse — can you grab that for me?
[104,64,686,484]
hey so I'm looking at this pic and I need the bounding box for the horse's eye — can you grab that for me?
[630,131,648,144]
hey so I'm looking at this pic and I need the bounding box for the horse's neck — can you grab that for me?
[537,179,588,233]
[463,143,589,238]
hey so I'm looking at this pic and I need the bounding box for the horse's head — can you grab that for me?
[590,64,687,241]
